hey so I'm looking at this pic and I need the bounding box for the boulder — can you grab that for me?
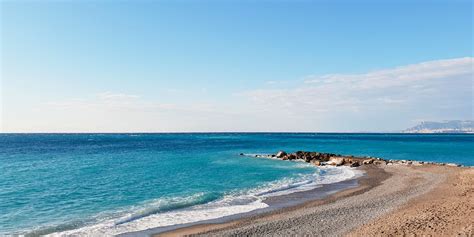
[363,159,374,165]
[304,155,313,163]
[350,162,360,167]
[412,161,422,166]
[310,152,319,158]
[288,154,297,160]
[320,154,330,162]
[276,151,287,158]
[446,163,460,167]
[328,157,345,166]
[312,160,321,166]
[344,157,354,163]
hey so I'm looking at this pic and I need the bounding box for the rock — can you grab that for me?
[328,157,345,166]
[312,160,321,166]
[350,162,360,167]
[258,150,395,168]
[446,163,460,167]
[276,151,287,158]
[320,154,330,162]
[412,161,422,166]
[310,152,321,160]
[239,153,244,156]
[363,159,374,165]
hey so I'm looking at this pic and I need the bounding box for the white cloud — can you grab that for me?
[241,57,473,131]
[43,92,222,113]
[3,58,472,132]
[9,92,233,132]
[304,57,472,89]
[96,92,140,100]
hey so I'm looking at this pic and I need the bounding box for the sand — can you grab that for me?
[156,164,473,237]
[351,165,474,236]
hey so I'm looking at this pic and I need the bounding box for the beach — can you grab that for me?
[157,163,473,237]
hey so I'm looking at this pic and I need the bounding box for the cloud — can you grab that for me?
[4,58,472,132]
[304,57,472,89]
[241,57,473,131]
[96,92,140,100]
[43,92,220,113]
[18,92,234,132]
[44,92,146,110]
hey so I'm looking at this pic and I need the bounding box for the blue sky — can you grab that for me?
[1,0,473,132]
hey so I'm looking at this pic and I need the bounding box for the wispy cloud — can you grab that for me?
[241,57,473,131]
[96,92,140,100]
[304,57,472,89]
[5,58,472,132]
[26,92,230,132]
[44,92,219,112]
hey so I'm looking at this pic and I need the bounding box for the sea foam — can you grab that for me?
[50,166,361,236]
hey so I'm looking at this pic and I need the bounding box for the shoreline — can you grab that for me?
[153,164,472,237]
[120,166,365,237]
[151,165,387,237]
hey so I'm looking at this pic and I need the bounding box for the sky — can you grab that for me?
[1,0,473,132]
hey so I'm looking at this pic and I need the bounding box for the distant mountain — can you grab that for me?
[403,120,474,133]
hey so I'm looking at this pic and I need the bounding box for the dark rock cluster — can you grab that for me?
[243,150,381,167]
[240,151,464,168]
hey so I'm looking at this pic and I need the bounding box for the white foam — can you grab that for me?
[252,166,362,197]
[50,166,362,236]
[50,200,267,236]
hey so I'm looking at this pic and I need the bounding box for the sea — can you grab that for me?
[1,133,473,235]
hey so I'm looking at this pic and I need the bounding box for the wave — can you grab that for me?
[113,192,221,225]
[48,166,362,236]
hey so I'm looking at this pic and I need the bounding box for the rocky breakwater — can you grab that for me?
[240,151,465,168]
[241,151,385,167]
[277,151,385,167]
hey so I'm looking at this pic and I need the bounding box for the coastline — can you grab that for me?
[151,165,386,237]
[120,166,364,237]
[153,164,473,237]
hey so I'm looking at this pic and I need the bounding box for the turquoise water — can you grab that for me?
[0,133,473,235]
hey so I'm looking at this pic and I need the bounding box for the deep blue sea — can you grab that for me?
[1,133,473,235]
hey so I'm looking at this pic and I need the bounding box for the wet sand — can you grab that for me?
[155,164,473,237]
